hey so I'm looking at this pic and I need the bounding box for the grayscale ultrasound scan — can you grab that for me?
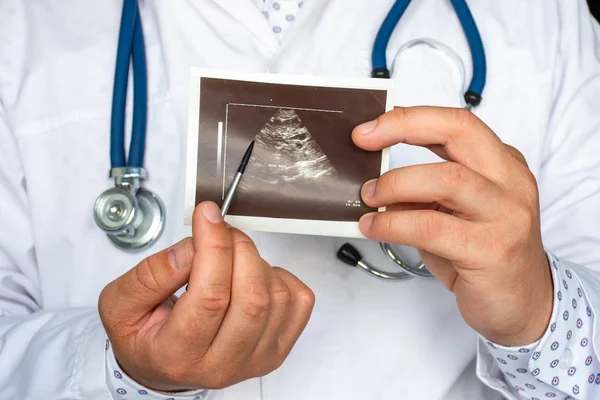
[185,69,394,237]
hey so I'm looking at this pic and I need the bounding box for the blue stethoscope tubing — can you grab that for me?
[371,0,487,108]
[93,0,165,251]
[111,0,147,169]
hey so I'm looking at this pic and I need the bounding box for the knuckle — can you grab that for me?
[515,203,536,232]
[496,231,523,264]
[270,280,291,306]
[506,144,528,166]
[231,229,253,244]
[496,207,537,262]
[206,239,233,257]
[240,283,271,320]
[390,106,410,123]
[455,107,478,128]
[448,108,476,142]
[381,171,401,200]
[417,211,444,240]
[375,212,394,237]
[235,239,259,258]
[295,285,316,310]
[231,230,260,258]
[519,168,539,202]
[440,162,467,189]
[196,283,232,313]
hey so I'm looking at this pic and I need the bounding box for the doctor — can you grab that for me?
[0,1,599,399]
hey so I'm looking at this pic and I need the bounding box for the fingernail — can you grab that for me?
[359,212,376,232]
[169,238,193,270]
[362,179,377,199]
[356,119,377,135]
[203,202,223,223]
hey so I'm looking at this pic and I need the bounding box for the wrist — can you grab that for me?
[486,251,554,346]
[113,349,197,393]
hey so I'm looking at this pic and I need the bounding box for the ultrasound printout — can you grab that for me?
[185,69,394,238]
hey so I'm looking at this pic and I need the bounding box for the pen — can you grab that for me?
[220,140,255,217]
[185,140,254,291]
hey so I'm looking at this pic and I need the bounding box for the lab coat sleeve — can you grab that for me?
[0,105,110,399]
[476,0,600,399]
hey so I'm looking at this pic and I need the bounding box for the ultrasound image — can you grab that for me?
[240,108,337,191]
[195,77,388,222]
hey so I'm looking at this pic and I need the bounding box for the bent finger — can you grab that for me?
[361,162,503,219]
[359,209,481,263]
[209,229,271,363]
[274,268,315,356]
[251,269,292,356]
[352,106,512,181]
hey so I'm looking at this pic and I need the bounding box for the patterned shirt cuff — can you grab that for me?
[478,252,600,399]
[104,337,209,400]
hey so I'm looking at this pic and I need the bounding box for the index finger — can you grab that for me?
[164,202,234,353]
[352,106,512,181]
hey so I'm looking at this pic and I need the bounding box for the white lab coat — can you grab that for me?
[0,0,599,399]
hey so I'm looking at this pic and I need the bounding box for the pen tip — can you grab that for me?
[240,140,255,169]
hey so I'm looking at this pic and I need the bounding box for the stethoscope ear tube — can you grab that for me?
[372,0,487,109]
[371,0,412,78]
[110,0,147,169]
[449,0,486,107]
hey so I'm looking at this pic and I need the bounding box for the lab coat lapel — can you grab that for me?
[267,0,334,69]
[204,0,279,55]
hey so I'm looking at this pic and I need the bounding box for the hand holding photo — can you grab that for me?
[184,68,395,238]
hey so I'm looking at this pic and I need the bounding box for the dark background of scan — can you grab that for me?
[589,0,599,22]
[195,78,388,222]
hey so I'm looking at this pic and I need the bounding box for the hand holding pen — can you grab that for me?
[98,140,315,391]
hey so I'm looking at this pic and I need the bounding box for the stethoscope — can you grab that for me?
[94,0,165,249]
[93,0,487,279]
[336,0,487,280]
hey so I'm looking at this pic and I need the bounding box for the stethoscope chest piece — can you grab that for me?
[94,167,165,250]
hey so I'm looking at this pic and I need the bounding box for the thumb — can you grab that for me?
[418,249,458,292]
[101,237,194,323]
